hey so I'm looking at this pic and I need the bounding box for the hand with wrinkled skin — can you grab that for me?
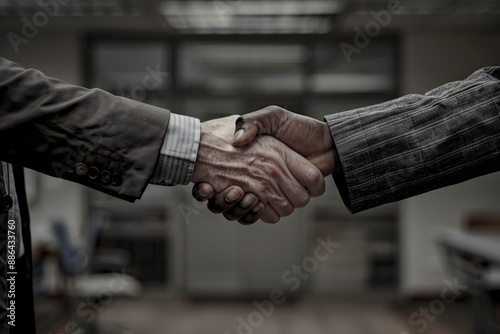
[191,114,325,224]
[192,184,263,224]
[193,106,340,224]
[232,105,338,176]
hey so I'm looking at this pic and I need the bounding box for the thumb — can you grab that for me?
[307,149,337,177]
[283,146,326,198]
[232,106,285,147]
[232,117,259,147]
[192,183,216,201]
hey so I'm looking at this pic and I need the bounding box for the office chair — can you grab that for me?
[51,219,141,334]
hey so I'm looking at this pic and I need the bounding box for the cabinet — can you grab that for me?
[183,204,308,296]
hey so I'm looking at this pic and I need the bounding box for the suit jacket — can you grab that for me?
[0,165,33,334]
[0,58,171,333]
[326,66,500,213]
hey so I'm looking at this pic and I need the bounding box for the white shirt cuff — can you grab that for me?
[150,113,200,186]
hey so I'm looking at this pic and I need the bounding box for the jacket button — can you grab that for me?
[100,170,111,184]
[75,163,88,176]
[2,195,13,212]
[88,167,100,180]
[111,173,123,186]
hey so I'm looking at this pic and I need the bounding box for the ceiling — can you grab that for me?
[1,0,499,34]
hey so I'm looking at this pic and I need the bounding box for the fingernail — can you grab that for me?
[240,196,255,208]
[225,189,241,203]
[253,203,263,213]
[198,187,211,198]
[233,129,244,144]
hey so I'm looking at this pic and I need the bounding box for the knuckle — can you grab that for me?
[267,168,280,180]
[240,193,258,208]
[256,180,271,200]
[235,115,245,126]
[267,216,280,224]
[306,167,323,186]
[192,195,206,202]
[276,199,294,217]
[306,168,325,196]
[207,200,226,214]
[223,212,238,221]
[226,207,247,220]
[238,215,258,225]
[208,205,223,214]
[265,105,284,114]
[295,192,310,208]
[282,204,294,217]
[260,163,280,180]
[192,186,207,202]
[208,207,222,214]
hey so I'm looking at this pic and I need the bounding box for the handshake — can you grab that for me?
[190,105,340,225]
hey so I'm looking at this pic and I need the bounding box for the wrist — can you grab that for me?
[322,123,341,174]
[320,121,334,151]
[307,122,338,176]
[308,148,337,176]
[191,122,210,184]
[191,116,239,186]
[332,148,341,173]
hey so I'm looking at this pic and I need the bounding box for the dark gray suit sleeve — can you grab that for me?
[0,57,170,202]
[326,67,500,213]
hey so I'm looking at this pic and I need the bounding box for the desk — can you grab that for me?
[435,228,500,334]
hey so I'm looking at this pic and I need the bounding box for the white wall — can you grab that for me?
[399,32,500,295]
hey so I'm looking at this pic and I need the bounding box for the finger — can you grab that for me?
[192,183,215,201]
[254,174,296,218]
[241,137,307,216]
[267,192,296,218]
[238,202,265,225]
[259,204,281,224]
[207,186,245,214]
[266,145,316,209]
[283,148,326,198]
[222,193,259,221]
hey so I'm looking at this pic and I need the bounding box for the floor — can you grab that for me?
[77,295,471,334]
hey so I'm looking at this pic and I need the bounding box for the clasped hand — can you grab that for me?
[191,106,339,224]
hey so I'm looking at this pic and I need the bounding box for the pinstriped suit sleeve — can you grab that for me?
[325,67,500,213]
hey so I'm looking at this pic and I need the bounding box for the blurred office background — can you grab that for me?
[1,0,500,333]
